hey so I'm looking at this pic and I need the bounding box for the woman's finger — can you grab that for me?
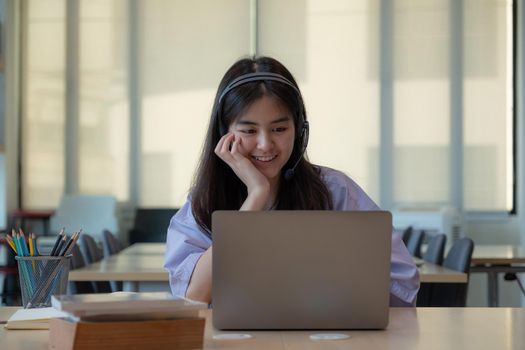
[230,135,239,155]
[220,133,234,155]
[235,136,247,156]
[214,133,228,154]
[215,133,231,155]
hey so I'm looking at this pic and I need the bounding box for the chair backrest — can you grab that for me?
[129,208,178,244]
[79,233,104,264]
[69,243,86,270]
[423,234,447,265]
[406,229,424,258]
[443,238,474,273]
[401,226,413,245]
[102,230,122,257]
[68,244,96,294]
[101,230,124,292]
[424,238,475,307]
[49,195,118,239]
[78,233,112,293]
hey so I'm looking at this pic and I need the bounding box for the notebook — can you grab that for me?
[212,211,392,330]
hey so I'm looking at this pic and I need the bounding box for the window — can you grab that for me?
[139,0,251,206]
[78,0,129,201]
[22,0,66,209]
[20,0,515,213]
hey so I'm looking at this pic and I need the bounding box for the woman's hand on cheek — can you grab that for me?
[214,133,270,197]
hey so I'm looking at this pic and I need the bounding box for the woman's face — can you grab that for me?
[229,96,296,183]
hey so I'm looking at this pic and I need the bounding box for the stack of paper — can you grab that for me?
[5,307,70,330]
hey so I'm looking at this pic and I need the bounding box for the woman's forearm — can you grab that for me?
[186,247,213,303]
[186,190,270,303]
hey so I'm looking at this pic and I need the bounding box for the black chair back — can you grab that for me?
[423,234,447,265]
[420,238,474,307]
[129,208,178,244]
[401,226,413,245]
[78,233,112,293]
[102,230,122,257]
[68,244,95,294]
[101,230,123,292]
[443,238,474,273]
[79,233,104,264]
[406,230,424,258]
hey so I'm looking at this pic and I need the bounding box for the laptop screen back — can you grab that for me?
[212,210,392,330]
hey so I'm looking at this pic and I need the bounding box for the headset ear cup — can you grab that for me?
[301,120,309,152]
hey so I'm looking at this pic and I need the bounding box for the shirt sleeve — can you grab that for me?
[323,168,420,306]
[163,197,212,297]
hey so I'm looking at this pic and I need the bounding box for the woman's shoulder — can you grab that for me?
[169,193,211,236]
[315,165,379,211]
[170,193,199,227]
[317,165,359,189]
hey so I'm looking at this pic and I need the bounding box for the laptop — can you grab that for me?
[212,210,392,330]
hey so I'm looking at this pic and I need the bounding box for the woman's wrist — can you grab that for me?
[241,186,270,211]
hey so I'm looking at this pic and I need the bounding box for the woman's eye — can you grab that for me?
[240,129,256,134]
[273,127,287,133]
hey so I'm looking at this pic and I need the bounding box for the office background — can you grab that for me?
[0,0,524,306]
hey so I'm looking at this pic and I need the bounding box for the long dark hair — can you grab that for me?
[192,56,333,234]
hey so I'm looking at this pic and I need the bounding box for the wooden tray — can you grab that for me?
[48,317,205,350]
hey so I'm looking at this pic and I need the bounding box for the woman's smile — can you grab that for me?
[251,154,278,163]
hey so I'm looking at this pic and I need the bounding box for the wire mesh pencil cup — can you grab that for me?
[15,255,72,308]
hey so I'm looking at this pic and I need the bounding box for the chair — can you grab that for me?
[427,238,474,307]
[443,238,474,273]
[417,233,447,306]
[423,234,447,265]
[129,208,178,244]
[79,233,104,265]
[102,230,122,257]
[401,226,413,246]
[102,230,123,292]
[78,234,112,293]
[68,244,95,294]
[406,229,424,258]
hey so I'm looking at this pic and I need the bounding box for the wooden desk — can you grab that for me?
[119,242,165,256]
[68,255,168,292]
[1,307,525,349]
[418,263,467,283]
[69,243,467,292]
[472,245,525,265]
[470,245,525,307]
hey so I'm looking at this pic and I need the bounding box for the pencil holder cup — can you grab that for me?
[15,255,72,308]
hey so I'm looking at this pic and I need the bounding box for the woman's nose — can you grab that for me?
[257,132,273,151]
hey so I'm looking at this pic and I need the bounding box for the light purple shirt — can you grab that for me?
[164,166,420,306]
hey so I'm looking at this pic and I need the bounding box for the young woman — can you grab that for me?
[164,56,419,306]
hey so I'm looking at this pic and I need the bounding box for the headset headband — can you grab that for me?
[218,72,301,105]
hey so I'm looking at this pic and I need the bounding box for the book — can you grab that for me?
[51,292,207,321]
[5,307,70,330]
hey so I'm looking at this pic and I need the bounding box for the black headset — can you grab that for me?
[216,72,309,180]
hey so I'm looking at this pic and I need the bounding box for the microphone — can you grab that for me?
[284,158,301,181]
